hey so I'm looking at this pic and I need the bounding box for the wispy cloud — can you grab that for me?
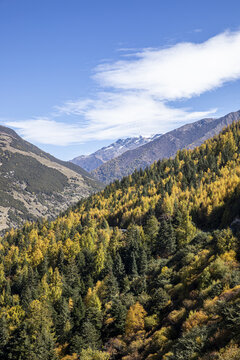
[6,119,81,146]
[94,31,240,99]
[6,30,240,145]
[8,97,215,145]
[55,92,216,139]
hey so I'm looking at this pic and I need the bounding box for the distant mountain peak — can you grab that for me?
[91,110,240,184]
[70,134,162,172]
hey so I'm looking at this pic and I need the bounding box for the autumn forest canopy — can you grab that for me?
[1,121,240,359]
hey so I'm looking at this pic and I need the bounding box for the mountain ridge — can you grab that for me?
[0,125,102,231]
[71,134,162,172]
[92,110,240,183]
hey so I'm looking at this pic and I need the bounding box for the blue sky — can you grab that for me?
[1,0,240,160]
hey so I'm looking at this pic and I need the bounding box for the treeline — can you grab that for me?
[1,122,240,359]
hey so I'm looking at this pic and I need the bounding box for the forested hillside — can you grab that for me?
[1,121,240,359]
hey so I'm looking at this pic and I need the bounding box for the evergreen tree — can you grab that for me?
[138,247,148,275]
[144,215,160,243]
[55,298,71,342]
[103,271,119,302]
[152,288,170,316]
[157,218,176,256]
[56,248,65,274]
[79,321,101,350]
[71,295,85,333]
[130,253,138,278]
[0,314,9,358]
[110,299,128,333]
[113,253,125,289]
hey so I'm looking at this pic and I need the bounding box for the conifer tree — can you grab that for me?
[157,218,176,256]
[144,215,160,243]
[103,271,119,302]
[113,253,126,289]
[80,321,102,350]
[0,314,9,357]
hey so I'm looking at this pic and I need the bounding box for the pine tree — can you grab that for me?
[152,288,170,315]
[72,295,85,330]
[55,298,71,342]
[111,299,128,333]
[130,253,138,278]
[144,215,160,244]
[56,248,65,274]
[157,219,176,256]
[80,321,102,350]
[113,253,125,289]
[0,314,9,357]
[38,255,48,278]
[138,248,148,275]
[103,271,119,302]
[14,300,56,360]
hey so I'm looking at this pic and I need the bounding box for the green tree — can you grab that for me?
[157,218,176,256]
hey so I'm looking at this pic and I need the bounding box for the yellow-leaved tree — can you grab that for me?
[125,302,146,336]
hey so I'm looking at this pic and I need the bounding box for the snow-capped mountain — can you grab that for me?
[70,134,162,172]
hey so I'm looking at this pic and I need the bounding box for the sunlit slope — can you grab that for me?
[0,125,102,231]
[1,121,240,358]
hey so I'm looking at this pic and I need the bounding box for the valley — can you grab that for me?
[0,121,240,359]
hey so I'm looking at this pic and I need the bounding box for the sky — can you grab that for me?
[1,0,240,160]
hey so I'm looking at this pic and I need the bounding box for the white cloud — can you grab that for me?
[6,30,240,145]
[58,92,216,138]
[6,98,216,145]
[55,99,94,116]
[94,31,240,100]
[5,119,81,146]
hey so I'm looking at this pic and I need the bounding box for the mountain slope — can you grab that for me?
[71,134,161,172]
[1,121,240,359]
[0,125,102,231]
[92,110,240,183]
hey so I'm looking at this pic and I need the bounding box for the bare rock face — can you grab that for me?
[0,125,102,232]
[91,110,240,184]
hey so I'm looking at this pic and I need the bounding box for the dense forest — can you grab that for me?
[1,121,240,359]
